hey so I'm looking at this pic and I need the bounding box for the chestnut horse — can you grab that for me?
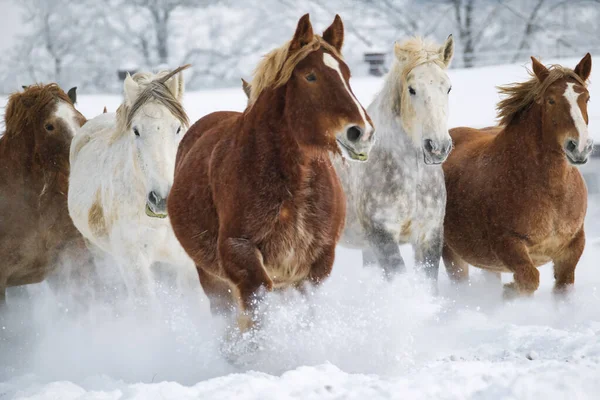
[443,54,593,298]
[168,14,374,331]
[0,84,88,305]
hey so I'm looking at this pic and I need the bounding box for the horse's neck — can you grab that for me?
[243,92,317,192]
[496,107,570,179]
[369,89,419,155]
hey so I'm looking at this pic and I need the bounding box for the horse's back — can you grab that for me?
[449,126,500,149]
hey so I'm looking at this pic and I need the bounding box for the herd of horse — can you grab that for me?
[0,14,593,334]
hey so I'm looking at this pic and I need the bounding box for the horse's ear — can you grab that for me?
[531,57,550,82]
[289,13,314,53]
[21,85,28,90]
[439,34,454,67]
[322,14,344,53]
[103,106,107,113]
[67,87,77,104]
[123,73,140,105]
[165,69,185,102]
[241,78,251,99]
[574,53,592,82]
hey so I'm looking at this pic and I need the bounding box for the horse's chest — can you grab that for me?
[261,199,319,287]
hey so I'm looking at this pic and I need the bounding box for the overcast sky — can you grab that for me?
[0,1,27,52]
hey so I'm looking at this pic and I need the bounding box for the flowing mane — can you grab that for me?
[248,36,342,106]
[496,65,587,126]
[3,84,72,137]
[115,65,190,136]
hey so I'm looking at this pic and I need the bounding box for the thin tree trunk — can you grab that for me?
[152,8,171,65]
[453,0,476,68]
[512,0,546,62]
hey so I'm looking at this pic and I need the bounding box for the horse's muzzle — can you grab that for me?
[565,138,593,166]
[423,138,452,165]
[146,191,168,218]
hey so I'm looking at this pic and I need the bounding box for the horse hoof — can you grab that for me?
[503,282,535,300]
[220,324,262,367]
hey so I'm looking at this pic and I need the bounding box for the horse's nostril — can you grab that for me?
[346,126,363,142]
[567,140,577,152]
[148,191,159,205]
[424,139,434,153]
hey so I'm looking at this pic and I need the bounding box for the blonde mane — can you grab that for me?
[115,65,189,137]
[395,37,446,82]
[248,35,342,106]
[379,37,450,139]
[496,65,587,126]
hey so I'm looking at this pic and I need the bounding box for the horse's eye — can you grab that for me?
[176,126,181,134]
[587,97,590,103]
[306,73,317,82]
[548,98,555,105]
[408,86,416,95]
[133,127,140,137]
[45,123,54,131]
[447,86,452,94]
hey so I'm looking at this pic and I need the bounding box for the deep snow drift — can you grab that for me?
[1,59,600,399]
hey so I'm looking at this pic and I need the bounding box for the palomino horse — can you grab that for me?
[335,36,454,283]
[168,14,374,331]
[68,65,195,297]
[0,84,88,304]
[443,54,593,297]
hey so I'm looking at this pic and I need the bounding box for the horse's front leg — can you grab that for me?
[219,237,273,333]
[493,236,539,298]
[553,229,585,296]
[198,266,236,317]
[414,229,443,286]
[365,225,405,278]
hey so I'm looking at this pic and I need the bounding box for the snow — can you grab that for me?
[1,59,600,399]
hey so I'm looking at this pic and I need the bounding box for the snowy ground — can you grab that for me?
[1,58,600,399]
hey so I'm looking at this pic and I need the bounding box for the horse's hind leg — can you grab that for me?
[442,244,469,282]
[414,231,443,283]
[365,225,405,277]
[552,229,584,296]
[198,267,235,316]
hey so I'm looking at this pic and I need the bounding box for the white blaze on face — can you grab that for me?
[54,101,81,137]
[322,53,373,139]
[564,82,589,152]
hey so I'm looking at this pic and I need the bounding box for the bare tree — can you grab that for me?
[126,0,210,66]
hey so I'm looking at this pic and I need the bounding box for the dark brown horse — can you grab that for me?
[0,84,89,304]
[443,54,593,298]
[168,14,374,331]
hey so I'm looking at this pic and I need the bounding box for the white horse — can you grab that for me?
[334,36,454,285]
[68,65,196,297]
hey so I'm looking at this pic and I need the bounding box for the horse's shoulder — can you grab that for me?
[175,111,241,176]
[71,112,116,163]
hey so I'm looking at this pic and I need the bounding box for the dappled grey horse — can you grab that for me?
[334,35,454,283]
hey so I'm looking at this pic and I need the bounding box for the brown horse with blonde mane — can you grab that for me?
[0,84,89,305]
[168,14,374,331]
[443,54,593,298]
